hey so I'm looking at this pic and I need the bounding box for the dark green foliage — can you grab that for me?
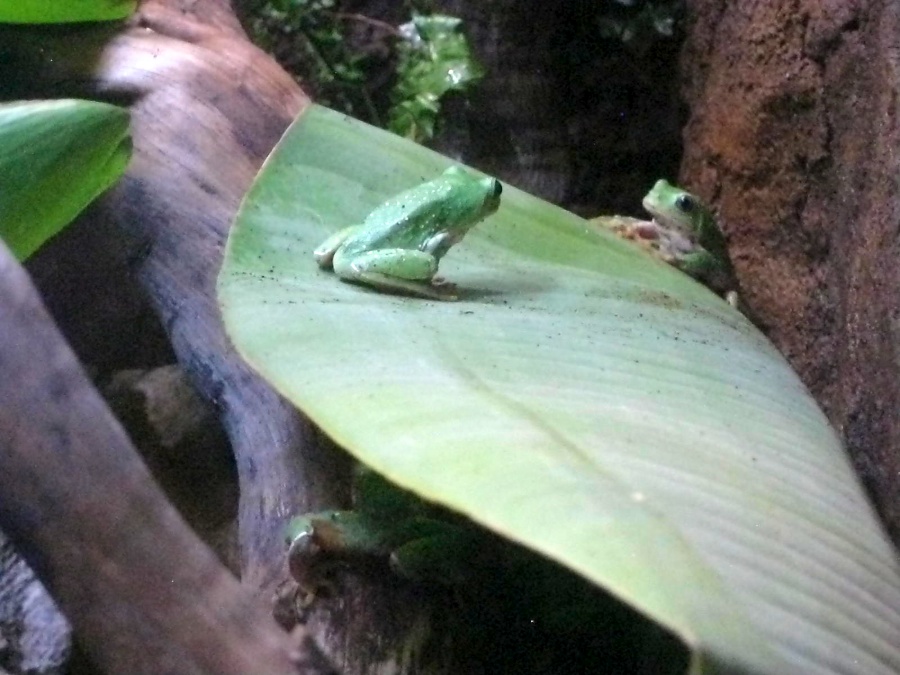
[249,1,483,142]
[387,14,484,142]
[0,0,134,23]
[597,0,684,55]
[250,0,381,120]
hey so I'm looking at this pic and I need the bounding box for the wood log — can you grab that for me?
[0,236,334,673]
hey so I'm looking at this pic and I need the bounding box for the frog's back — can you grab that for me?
[342,179,458,253]
[367,178,457,227]
[698,211,730,265]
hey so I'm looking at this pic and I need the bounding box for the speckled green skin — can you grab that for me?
[284,468,618,648]
[285,467,481,600]
[314,166,502,299]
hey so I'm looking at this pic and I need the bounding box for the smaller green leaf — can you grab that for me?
[0,100,131,260]
[0,0,135,23]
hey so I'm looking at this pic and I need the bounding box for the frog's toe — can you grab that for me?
[313,246,335,269]
[353,271,457,300]
[430,276,452,287]
[430,277,459,296]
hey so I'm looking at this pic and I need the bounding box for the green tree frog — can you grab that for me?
[285,466,481,606]
[314,166,502,300]
[283,467,631,675]
[284,467,615,637]
[641,180,732,283]
[591,179,739,306]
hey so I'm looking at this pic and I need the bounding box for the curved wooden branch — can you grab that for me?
[2,1,338,591]
[0,237,334,673]
[1,0,433,670]
[0,0,345,668]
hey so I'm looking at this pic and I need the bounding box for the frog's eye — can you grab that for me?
[491,180,503,198]
[675,194,696,213]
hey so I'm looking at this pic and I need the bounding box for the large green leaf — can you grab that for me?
[0,100,131,260]
[219,105,900,674]
[0,0,134,23]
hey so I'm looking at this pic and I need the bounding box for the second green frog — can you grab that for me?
[593,180,739,307]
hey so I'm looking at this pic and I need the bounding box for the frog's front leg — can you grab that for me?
[313,226,362,269]
[334,248,456,300]
[389,527,482,586]
[286,511,390,603]
[676,250,724,279]
[679,251,741,308]
[421,231,460,259]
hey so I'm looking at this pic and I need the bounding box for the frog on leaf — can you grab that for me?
[592,179,740,307]
[314,166,502,300]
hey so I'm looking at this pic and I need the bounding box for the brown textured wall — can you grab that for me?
[680,0,900,543]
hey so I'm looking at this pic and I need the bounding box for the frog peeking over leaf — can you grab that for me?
[592,180,740,308]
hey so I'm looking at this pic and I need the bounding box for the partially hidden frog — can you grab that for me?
[285,466,485,606]
[314,166,502,300]
[285,466,613,648]
[592,179,739,306]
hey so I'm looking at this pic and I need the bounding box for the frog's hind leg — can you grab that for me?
[335,248,454,300]
[358,273,456,300]
[314,226,361,269]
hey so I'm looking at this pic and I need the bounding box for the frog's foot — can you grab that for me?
[633,221,662,241]
[313,226,362,269]
[334,248,456,300]
[593,217,672,261]
[354,272,458,301]
[287,528,341,602]
[429,276,459,296]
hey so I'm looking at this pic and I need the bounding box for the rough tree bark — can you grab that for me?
[0,235,334,674]
[680,0,900,544]
[0,0,433,672]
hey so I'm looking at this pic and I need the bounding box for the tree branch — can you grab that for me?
[0,237,334,674]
